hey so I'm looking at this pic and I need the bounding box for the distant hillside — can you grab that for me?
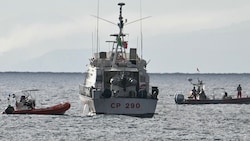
[0,49,92,72]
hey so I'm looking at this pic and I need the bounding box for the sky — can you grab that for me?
[1,0,250,73]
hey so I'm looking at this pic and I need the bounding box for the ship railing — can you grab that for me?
[79,84,92,97]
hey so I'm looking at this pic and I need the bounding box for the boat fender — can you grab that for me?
[102,89,112,98]
[175,94,184,103]
[138,89,147,98]
[5,105,15,114]
[129,91,136,97]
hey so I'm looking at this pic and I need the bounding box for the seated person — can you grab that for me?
[16,95,28,110]
[222,92,232,99]
[199,89,207,100]
[16,95,34,110]
[20,95,26,103]
[222,92,228,99]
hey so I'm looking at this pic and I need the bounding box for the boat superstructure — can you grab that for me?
[79,3,158,117]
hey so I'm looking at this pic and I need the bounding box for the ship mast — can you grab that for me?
[112,3,126,67]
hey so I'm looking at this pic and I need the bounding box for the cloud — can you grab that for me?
[143,4,250,34]
[0,16,93,54]
[2,1,249,54]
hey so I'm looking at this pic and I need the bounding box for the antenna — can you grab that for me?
[91,15,116,25]
[140,0,143,59]
[125,16,151,25]
[96,0,100,53]
[111,3,126,67]
[92,32,94,55]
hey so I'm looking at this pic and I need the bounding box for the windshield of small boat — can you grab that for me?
[9,89,38,103]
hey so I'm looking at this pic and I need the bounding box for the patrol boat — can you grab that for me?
[79,3,159,118]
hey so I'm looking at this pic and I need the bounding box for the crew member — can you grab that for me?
[192,87,197,100]
[237,84,242,98]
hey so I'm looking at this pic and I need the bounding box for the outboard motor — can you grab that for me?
[175,93,184,104]
[5,105,14,114]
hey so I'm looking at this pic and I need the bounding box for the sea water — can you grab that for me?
[1,72,250,140]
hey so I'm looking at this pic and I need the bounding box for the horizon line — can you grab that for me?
[1,71,250,75]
